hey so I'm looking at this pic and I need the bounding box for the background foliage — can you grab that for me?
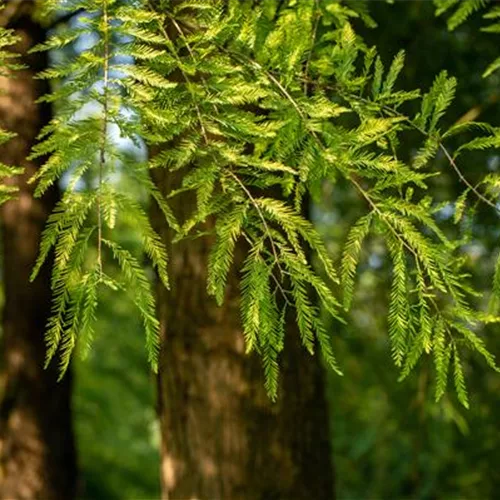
[73,221,160,499]
[323,2,500,498]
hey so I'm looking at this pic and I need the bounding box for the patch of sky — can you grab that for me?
[311,203,339,226]
[435,202,454,221]
[487,154,499,171]
[368,254,383,270]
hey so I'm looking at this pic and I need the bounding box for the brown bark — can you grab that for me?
[0,5,77,499]
[152,168,334,500]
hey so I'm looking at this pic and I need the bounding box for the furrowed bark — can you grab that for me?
[150,3,334,497]
[151,167,334,499]
[0,4,77,499]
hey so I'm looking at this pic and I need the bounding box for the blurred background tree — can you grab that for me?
[0,3,76,498]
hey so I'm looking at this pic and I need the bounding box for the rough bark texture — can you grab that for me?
[0,6,77,499]
[152,168,334,500]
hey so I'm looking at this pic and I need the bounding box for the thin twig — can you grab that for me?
[241,231,292,306]
[275,71,498,211]
[303,0,321,94]
[338,88,499,212]
[97,0,110,275]
[349,175,422,262]
[439,143,497,210]
[228,170,282,276]
[167,12,221,116]
[147,1,208,142]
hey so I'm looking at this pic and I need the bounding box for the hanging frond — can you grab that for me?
[30,0,175,373]
[434,0,488,31]
[30,0,499,404]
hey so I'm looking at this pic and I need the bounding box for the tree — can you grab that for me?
[149,1,334,496]
[0,3,77,498]
[9,0,500,497]
[151,169,334,498]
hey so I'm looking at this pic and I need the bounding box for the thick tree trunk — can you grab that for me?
[152,169,334,500]
[0,6,77,499]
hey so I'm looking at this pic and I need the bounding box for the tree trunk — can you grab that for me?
[0,5,77,499]
[152,168,334,500]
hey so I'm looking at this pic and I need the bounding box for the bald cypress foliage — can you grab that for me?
[29,0,500,407]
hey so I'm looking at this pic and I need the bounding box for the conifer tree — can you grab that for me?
[0,2,76,498]
[149,1,333,496]
[15,0,500,495]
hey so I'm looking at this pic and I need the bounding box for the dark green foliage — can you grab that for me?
[73,262,160,499]
[434,0,489,31]
[434,0,500,76]
[482,6,500,76]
